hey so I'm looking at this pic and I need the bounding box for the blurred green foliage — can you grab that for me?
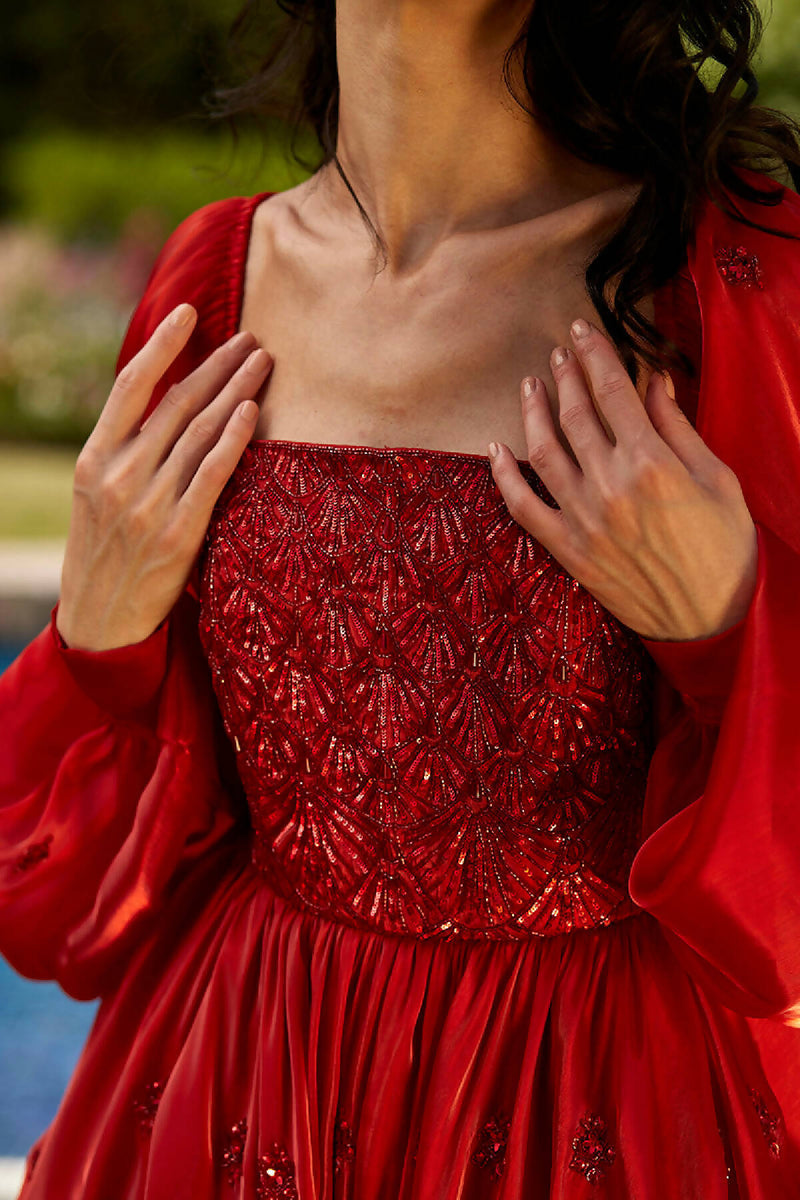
[0,0,797,453]
[2,127,315,244]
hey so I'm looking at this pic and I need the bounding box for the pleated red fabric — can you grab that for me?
[1,164,800,1199]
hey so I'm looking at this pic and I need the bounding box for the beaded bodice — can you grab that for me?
[198,440,656,941]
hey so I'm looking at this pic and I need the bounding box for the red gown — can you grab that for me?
[2,165,800,1199]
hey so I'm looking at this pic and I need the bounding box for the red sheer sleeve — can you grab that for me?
[0,198,254,1001]
[627,172,800,1025]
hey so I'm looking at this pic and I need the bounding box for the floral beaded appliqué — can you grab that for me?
[714,244,764,289]
[472,1114,511,1179]
[256,1142,299,1199]
[133,1079,165,1134]
[333,1114,355,1175]
[568,1114,616,1185]
[14,834,53,872]
[749,1088,784,1159]
[221,1117,248,1186]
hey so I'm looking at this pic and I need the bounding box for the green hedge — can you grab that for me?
[1,125,317,243]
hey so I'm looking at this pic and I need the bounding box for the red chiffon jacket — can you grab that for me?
[1,163,800,1198]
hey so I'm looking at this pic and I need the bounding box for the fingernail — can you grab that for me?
[570,318,592,340]
[170,304,194,327]
[662,370,676,400]
[552,346,570,368]
[522,377,537,400]
[230,331,255,349]
[488,441,500,460]
[245,349,270,373]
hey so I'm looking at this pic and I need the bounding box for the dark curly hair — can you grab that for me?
[204,0,800,387]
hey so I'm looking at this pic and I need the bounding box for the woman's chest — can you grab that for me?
[239,195,656,460]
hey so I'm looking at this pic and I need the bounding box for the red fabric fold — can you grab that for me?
[50,601,170,720]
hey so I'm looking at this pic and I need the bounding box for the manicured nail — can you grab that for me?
[488,442,500,461]
[552,346,570,368]
[170,304,194,327]
[522,377,537,400]
[570,318,592,340]
[245,349,271,373]
[661,370,676,400]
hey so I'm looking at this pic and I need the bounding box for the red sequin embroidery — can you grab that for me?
[749,1088,783,1159]
[568,1113,616,1185]
[714,244,764,288]
[199,444,655,943]
[133,1079,165,1133]
[256,1142,298,1199]
[221,1117,248,1185]
[472,1114,511,1179]
[14,833,53,872]
[333,1114,355,1174]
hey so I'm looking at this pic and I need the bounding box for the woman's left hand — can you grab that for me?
[488,317,758,641]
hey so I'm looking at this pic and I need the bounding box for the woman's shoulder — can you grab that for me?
[115,192,274,412]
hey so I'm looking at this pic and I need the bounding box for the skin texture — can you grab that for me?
[56,0,758,649]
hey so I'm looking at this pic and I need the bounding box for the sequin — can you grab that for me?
[333,1114,355,1174]
[221,1117,248,1185]
[568,1113,616,1185]
[256,1142,298,1199]
[198,442,655,942]
[749,1087,783,1159]
[714,244,764,288]
[472,1114,511,1179]
[14,833,53,872]
[133,1079,165,1133]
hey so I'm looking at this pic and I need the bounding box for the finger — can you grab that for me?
[549,345,615,470]
[519,375,583,497]
[135,330,260,471]
[489,440,570,560]
[94,304,199,450]
[158,348,272,499]
[567,318,654,447]
[175,398,262,541]
[643,369,722,477]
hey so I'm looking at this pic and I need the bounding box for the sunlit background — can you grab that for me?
[0,0,797,1192]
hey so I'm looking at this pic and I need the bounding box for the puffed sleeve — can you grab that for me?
[0,198,252,1002]
[627,177,800,1025]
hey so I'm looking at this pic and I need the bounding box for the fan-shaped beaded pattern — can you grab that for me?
[198,441,656,941]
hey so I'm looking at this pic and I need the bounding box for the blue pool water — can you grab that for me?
[0,639,100,1155]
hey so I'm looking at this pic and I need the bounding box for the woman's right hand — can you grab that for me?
[55,303,273,652]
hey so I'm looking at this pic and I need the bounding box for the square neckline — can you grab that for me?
[231,188,695,472]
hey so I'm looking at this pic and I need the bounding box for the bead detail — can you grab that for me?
[472,1114,511,1179]
[256,1142,298,1199]
[714,244,764,288]
[198,443,655,943]
[133,1079,165,1133]
[221,1117,248,1185]
[568,1113,616,1185]
[14,834,53,872]
[749,1088,783,1159]
[333,1114,355,1174]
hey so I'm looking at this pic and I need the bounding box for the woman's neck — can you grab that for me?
[328,0,638,275]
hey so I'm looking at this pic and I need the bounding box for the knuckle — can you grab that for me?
[187,414,218,443]
[126,500,156,537]
[597,372,629,400]
[706,458,737,492]
[114,364,138,393]
[630,446,676,492]
[163,380,193,410]
[73,446,100,489]
[559,405,589,436]
[526,441,552,474]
